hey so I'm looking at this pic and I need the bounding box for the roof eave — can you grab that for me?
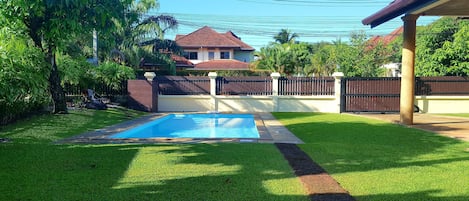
[179,45,241,49]
[362,0,438,28]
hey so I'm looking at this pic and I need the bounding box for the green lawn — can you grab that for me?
[273,112,469,201]
[0,109,307,201]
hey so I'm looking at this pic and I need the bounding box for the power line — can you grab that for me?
[236,0,392,7]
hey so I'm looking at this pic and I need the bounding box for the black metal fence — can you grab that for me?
[156,76,210,95]
[279,77,334,96]
[341,76,469,113]
[217,76,273,95]
[64,82,128,97]
[155,76,335,96]
[341,77,401,113]
[416,76,469,95]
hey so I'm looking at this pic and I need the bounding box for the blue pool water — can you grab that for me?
[109,113,260,139]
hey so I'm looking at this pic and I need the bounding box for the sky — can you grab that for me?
[153,0,439,50]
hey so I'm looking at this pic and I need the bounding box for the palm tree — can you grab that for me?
[273,29,299,44]
[253,44,294,74]
[110,0,180,72]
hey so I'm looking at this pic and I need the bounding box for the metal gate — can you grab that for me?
[341,77,401,113]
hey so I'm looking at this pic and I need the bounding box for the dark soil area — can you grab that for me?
[275,143,355,201]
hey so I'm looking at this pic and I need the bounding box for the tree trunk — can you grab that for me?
[47,49,67,113]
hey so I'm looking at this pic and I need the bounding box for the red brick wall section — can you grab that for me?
[127,80,154,112]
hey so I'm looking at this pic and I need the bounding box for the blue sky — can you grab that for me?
[154,0,439,50]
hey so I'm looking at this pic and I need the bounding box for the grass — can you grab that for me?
[0,108,307,201]
[273,112,469,201]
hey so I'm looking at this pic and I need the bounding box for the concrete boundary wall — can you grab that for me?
[157,95,337,113]
[129,72,469,114]
[415,96,469,113]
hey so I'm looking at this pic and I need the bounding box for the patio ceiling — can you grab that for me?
[363,0,469,28]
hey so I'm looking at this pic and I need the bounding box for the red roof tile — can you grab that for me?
[193,59,250,70]
[171,54,194,67]
[175,26,254,51]
[223,31,255,51]
[367,26,403,49]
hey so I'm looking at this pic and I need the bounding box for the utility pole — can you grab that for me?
[92,29,98,65]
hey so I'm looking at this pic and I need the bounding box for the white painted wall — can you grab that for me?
[157,95,469,113]
[158,95,337,113]
[184,48,235,64]
[415,96,469,113]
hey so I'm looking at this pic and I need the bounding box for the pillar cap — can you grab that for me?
[270,72,281,78]
[208,72,218,78]
[332,72,344,78]
[144,72,156,81]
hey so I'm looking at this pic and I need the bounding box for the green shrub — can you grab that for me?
[0,27,50,125]
[95,61,136,90]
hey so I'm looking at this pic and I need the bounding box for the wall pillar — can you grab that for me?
[271,72,281,96]
[332,72,344,113]
[127,72,156,112]
[208,72,218,112]
[400,14,419,125]
[144,72,157,112]
[271,72,281,112]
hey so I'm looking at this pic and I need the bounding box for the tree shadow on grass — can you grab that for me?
[108,143,310,201]
[0,143,310,201]
[0,143,140,200]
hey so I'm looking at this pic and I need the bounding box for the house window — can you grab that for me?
[208,52,215,60]
[184,52,198,60]
[220,51,230,59]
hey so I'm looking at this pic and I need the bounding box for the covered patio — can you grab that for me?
[362,0,469,125]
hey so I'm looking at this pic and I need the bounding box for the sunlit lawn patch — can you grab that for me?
[273,112,469,201]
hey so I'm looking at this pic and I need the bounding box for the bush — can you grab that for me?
[0,28,50,125]
[94,61,136,90]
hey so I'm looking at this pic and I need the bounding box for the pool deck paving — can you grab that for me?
[356,113,469,141]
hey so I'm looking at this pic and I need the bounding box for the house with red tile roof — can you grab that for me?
[174,26,255,70]
[367,26,403,49]
[368,27,404,77]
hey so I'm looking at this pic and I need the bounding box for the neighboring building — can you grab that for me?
[174,26,255,70]
[368,26,403,47]
[368,27,404,77]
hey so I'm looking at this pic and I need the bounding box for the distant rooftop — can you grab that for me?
[175,26,254,51]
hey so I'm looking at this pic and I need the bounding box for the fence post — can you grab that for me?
[208,72,218,112]
[271,72,281,112]
[332,72,344,113]
[144,72,158,112]
[271,72,281,96]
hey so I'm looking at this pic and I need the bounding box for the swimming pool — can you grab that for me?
[109,113,260,139]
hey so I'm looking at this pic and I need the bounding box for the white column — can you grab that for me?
[271,72,281,96]
[332,72,344,113]
[208,72,218,112]
[271,72,281,112]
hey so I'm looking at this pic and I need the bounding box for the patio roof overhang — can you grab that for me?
[362,0,469,28]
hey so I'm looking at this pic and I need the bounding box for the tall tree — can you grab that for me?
[109,0,180,70]
[273,29,299,44]
[1,0,132,113]
[415,17,469,76]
